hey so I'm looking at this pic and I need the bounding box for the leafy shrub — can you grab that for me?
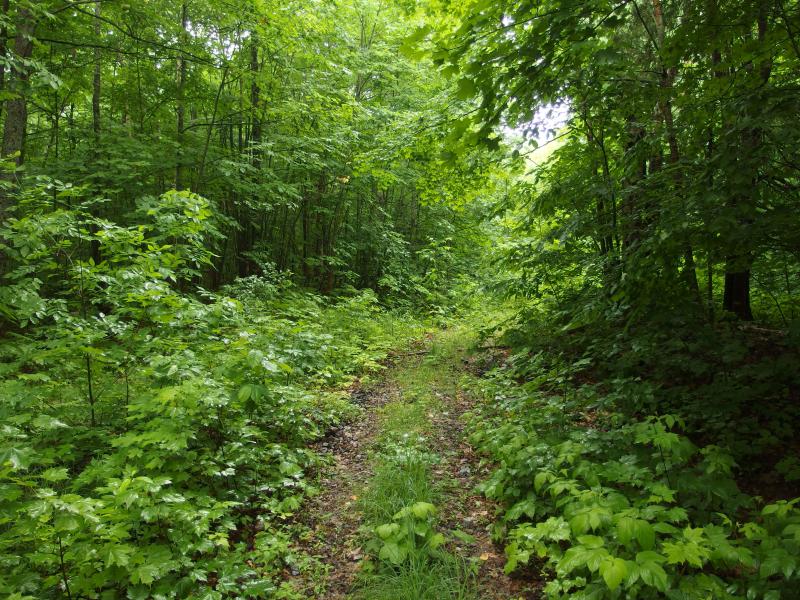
[466,363,800,599]
[0,183,421,597]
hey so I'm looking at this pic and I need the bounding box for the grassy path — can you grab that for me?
[290,325,540,599]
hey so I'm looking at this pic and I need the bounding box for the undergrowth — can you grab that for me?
[0,189,428,598]
[465,319,800,599]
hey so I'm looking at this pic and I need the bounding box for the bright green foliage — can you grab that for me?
[3,0,800,597]
[412,1,800,596]
[0,0,499,595]
[465,352,800,598]
[436,0,800,322]
[0,179,428,597]
[352,552,477,600]
[2,0,495,298]
[372,501,444,565]
[361,443,439,526]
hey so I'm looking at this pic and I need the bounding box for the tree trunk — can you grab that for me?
[0,0,10,122]
[250,34,262,168]
[722,3,771,320]
[652,0,700,300]
[86,1,103,266]
[723,268,753,321]
[622,115,647,251]
[175,2,188,190]
[194,65,228,193]
[1,7,35,220]
[2,7,34,163]
[92,1,101,141]
[302,193,312,283]
[241,33,262,278]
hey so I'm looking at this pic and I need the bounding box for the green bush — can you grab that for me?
[0,183,420,598]
[466,363,800,599]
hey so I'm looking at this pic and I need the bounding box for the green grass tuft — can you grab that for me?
[360,447,438,524]
[353,553,478,600]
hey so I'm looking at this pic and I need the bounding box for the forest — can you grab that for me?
[0,0,799,598]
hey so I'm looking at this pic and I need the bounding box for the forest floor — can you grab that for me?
[287,325,542,599]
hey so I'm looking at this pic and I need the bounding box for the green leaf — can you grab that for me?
[32,415,69,429]
[410,502,436,519]
[102,544,133,568]
[376,523,400,539]
[130,563,160,585]
[663,535,709,568]
[636,551,666,564]
[569,513,590,534]
[379,541,407,565]
[585,547,611,572]
[54,514,80,532]
[759,549,796,579]
[576,534,604,549]
[784,523,800,542]
[452,529,476,544]
[635,520,655,550]
[616,517,636,545]
[0,446,35,470]
[41,467,69,482]
[400,25,431,59]
[558,547,588,574]
[456,78,477,100]
[600,557,628,590]
[279,460,302,476]
[127,586,151,600]
[639,560,668,591]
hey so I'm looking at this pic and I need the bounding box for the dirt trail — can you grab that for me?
[430,382,541,599]
[291,378,399,598]
[289,335,541,599]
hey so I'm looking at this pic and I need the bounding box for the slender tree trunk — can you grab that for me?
[723,268,752,320]
[250,34,262,168]
[0,0,10,123]
[707,251,714,322]
[88,0,103,266]
[237,33,262,277]
[583,115,610,257]
[705,0,723,321]
[622,115,646,250]
[92,2,101,141]
[2,7,34,164]
[722,3,771,320]
[175,2,188,190]
[194,65,228,192]
[1,7,35,222]
[302,193,312,283]
[652,0,701,300]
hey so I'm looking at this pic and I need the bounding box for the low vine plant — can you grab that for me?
[466,370,800,599]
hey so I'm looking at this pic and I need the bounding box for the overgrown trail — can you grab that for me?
[291,327,540,599]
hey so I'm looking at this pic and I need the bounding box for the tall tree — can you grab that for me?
[175,1,189,190]
[437,0,799,321]
[1,6,34,174]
